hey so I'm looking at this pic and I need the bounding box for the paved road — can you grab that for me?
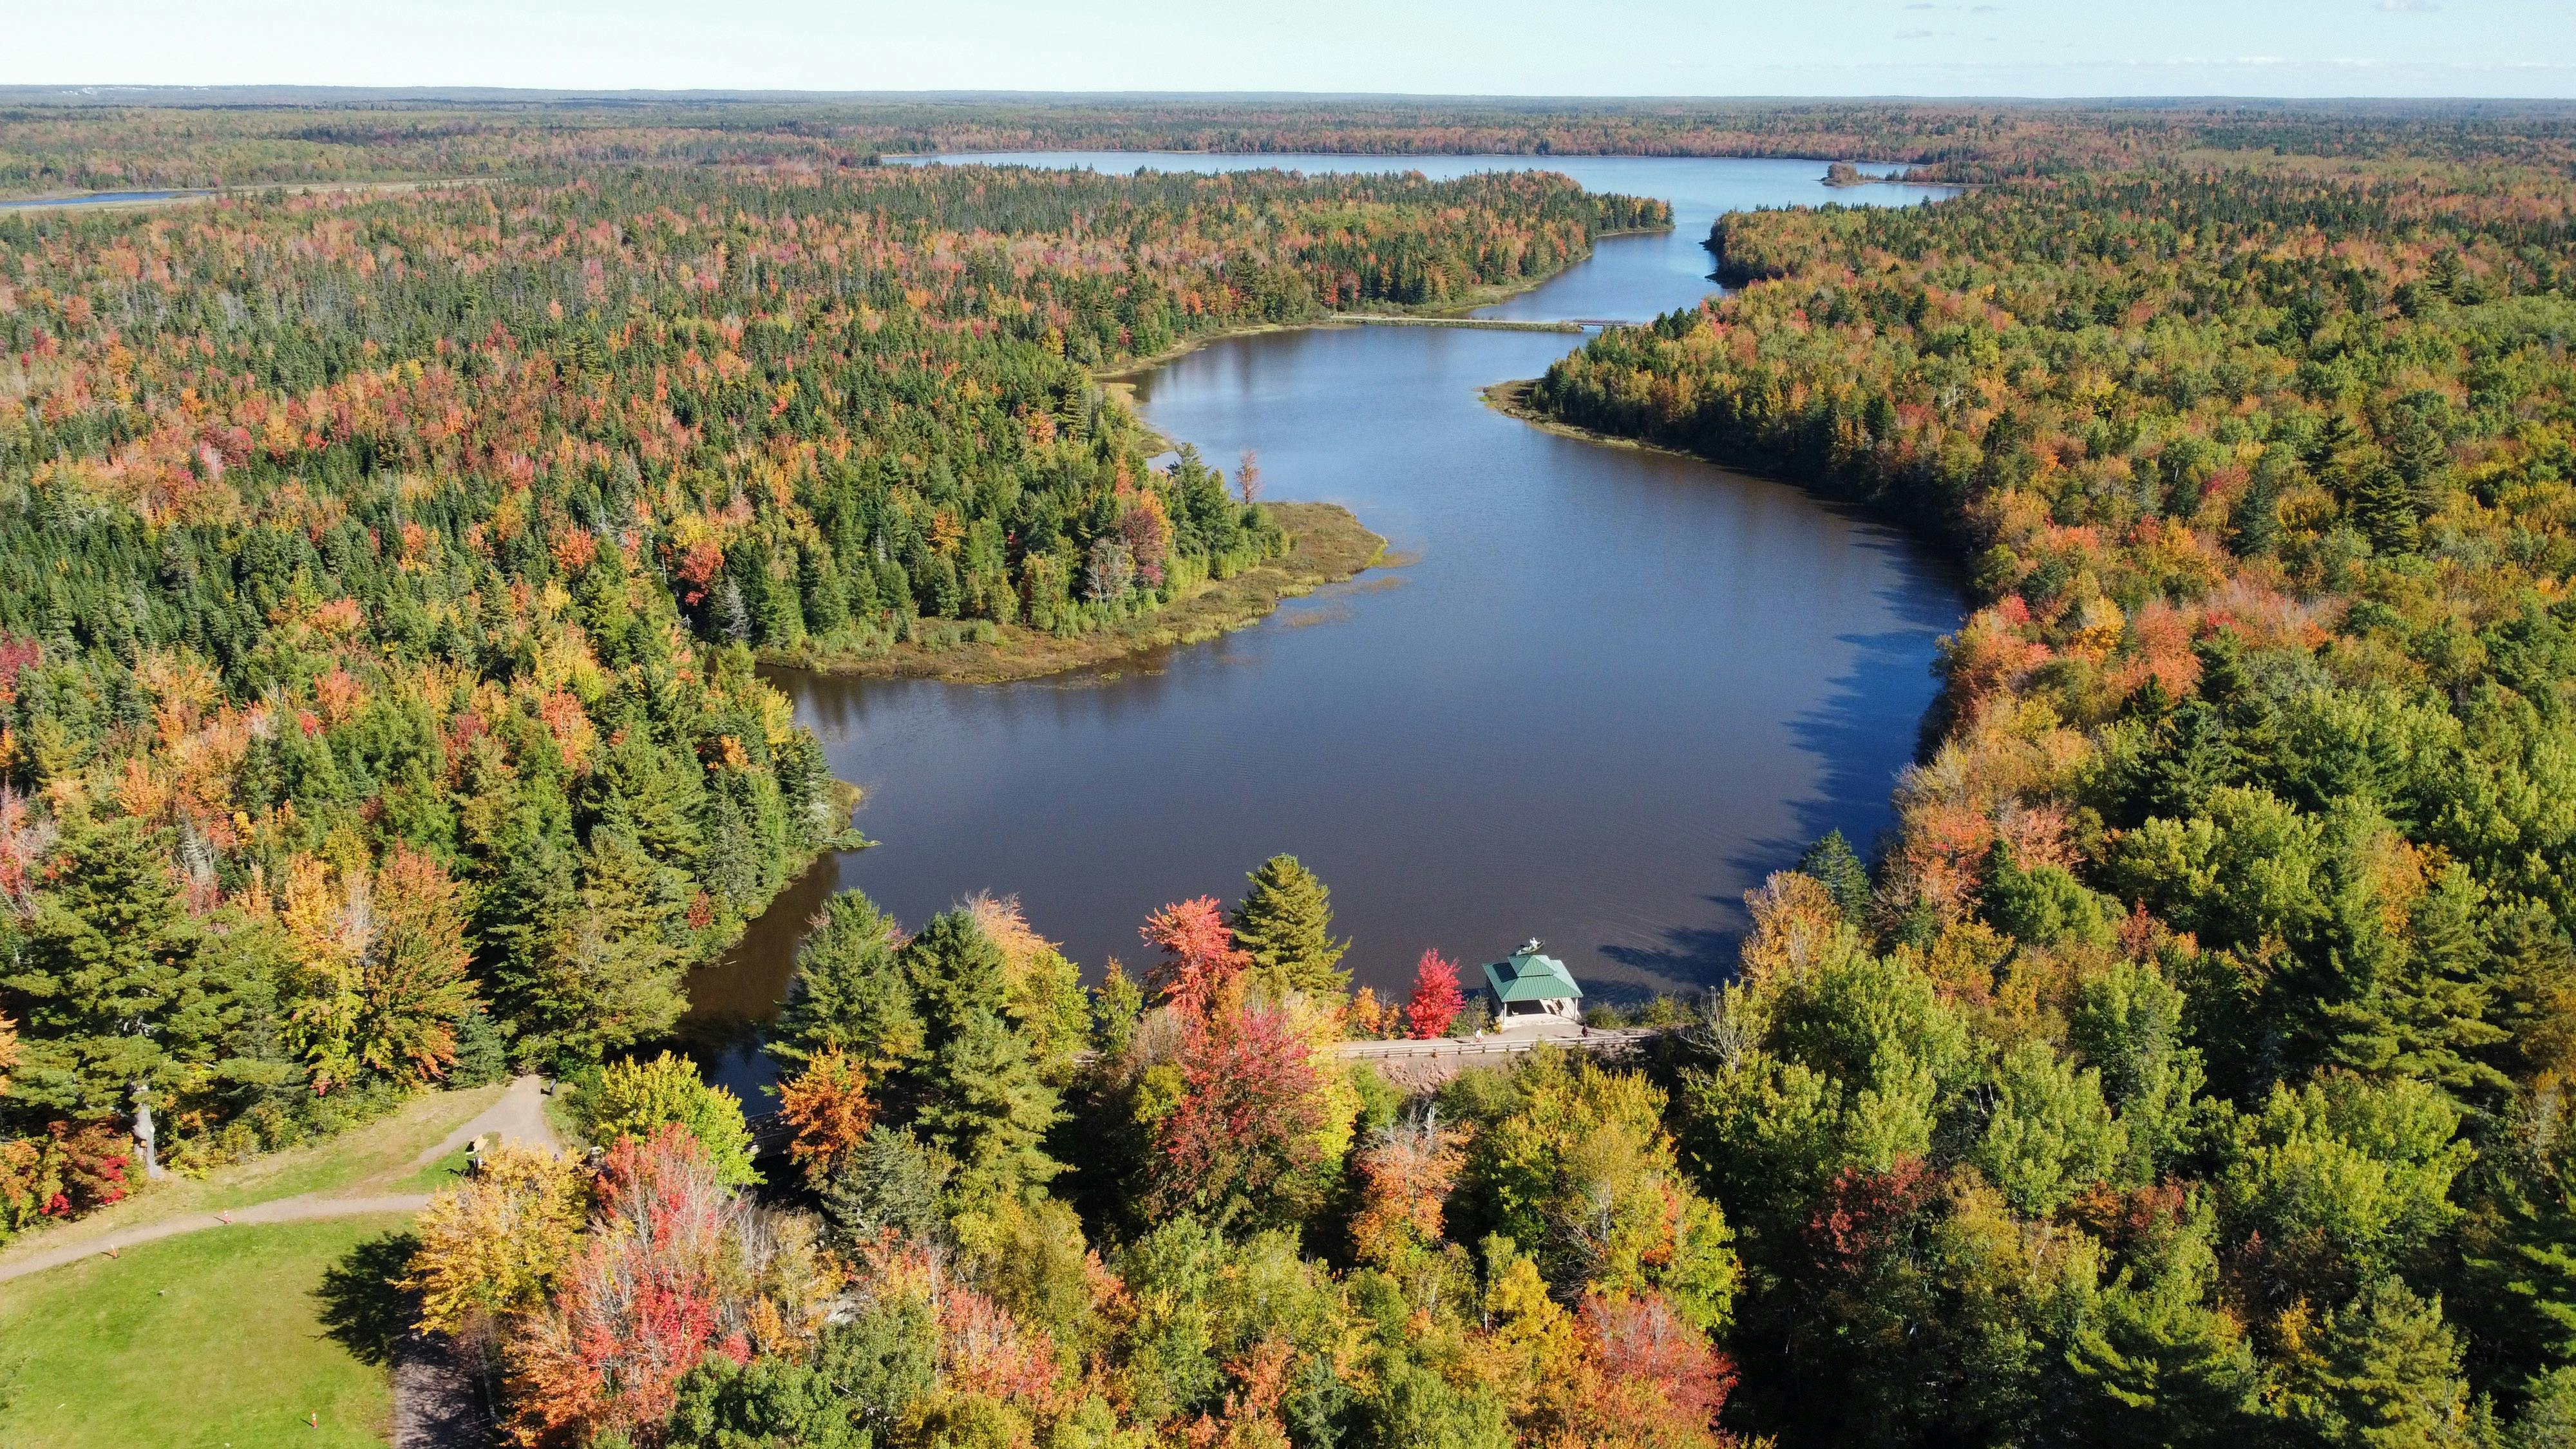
[1333,1025,1664,1059]
[0,1075,558,1286]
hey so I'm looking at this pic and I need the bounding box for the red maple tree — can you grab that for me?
[1404,949,1467,1039]
[1140,895,1249,1016]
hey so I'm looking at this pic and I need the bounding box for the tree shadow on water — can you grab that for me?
[316,1229,422,1367]
[1598,916,1744,992]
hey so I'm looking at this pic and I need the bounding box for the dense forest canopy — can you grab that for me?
[1533,129,2576,1443]
[16,95,2576,1449]
[0,151,1656,1207]
[5,94,2576,196]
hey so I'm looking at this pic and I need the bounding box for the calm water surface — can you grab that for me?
[682,155,1962,1095]
[0,190,197,209]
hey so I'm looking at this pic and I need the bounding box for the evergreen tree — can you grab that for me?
[2070,960,2211,1183]
[819,1125,953,1249]
[522,829,688,1068]
[2272,1278,2481,1449]
[768,889,920,1075]
[2229,451,2286,558]
[2351,460,2424,556]
[1231,854,1350,998]
[898,911,1062,1204]
[4,817,226,1122]
[2053,1204,2260,1447]
[2313,859,2510,1110]
[1799,829,1873,925]
[2457,1144,2576,1398]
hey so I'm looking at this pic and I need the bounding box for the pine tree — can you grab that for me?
[2230,453,2285,558]
[2349,460,2423,556]
[2390,864,2513,1108]
[1231,855,1350,998]
[504,829,688,1069]
[819,1126,953,1249]
[3,817,222,1122]
[2273,1278,2479,1449]
[2455,1133,2576,1394]
[768,889,920,1076]
[898,912,1061,1204]
[2315,860,2510,1110]
[1798,830,1873,925]
[2053,1204,2259,1445]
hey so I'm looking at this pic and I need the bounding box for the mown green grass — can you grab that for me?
[0,1084,499,1279]
[395,1143,476,1194]
[0,1215,415,1449]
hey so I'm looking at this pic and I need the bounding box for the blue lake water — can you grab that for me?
[0,190,196,209]
[683,153,1963,1095]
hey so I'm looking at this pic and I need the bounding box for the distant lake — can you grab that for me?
[681,154,1964,1097]
[0,190,197,209]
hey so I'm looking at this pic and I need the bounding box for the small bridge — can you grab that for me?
[1339,314,1595,334]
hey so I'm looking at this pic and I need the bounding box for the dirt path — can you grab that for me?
[1335,1026,1663,1088]
[393,1329,498,1449]
[0,1189,435,1284]
[0,1075,557,1286]
[411,1074,559,1166]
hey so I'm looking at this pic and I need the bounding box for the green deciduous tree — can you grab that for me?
[1971,1039,2126,1215]
[572,1050,760,1188]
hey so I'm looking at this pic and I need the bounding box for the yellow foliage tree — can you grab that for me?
[405,1144,591,1345]
[1349,1111,1466,1273]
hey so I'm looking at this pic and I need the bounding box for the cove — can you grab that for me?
[679,155,1965,1096]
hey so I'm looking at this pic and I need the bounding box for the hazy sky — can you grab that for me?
[18,0,2576,98]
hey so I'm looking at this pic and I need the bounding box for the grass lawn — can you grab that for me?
[192,1083,504,1211]
[0,1215,417,1449]
[0,1083,500,1276]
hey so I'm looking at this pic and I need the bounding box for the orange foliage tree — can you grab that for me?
[775,1047,874,1188]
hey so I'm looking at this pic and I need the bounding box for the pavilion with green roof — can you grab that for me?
[1481,940,1584,1031]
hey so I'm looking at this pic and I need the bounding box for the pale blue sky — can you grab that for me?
[16,0,2576,97]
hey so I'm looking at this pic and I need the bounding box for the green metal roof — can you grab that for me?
[1482,950,1583,1003]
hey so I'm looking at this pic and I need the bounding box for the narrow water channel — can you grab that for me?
[679,155,1964,1097]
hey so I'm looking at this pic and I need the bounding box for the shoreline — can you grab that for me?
[1479,377,1703,461]
[1093,218,1671,381]
[774,218,1657,686]
[0,176,500,211]
[756,501,1387,685]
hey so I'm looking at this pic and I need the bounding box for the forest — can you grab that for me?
[7,95,2576,197]
[1531,139,2576,1443]
[10,95,2576,1449]
[0,152,1656,1227]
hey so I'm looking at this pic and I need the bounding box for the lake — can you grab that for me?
[0,190,198,209]
[679,154,1964,1096]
